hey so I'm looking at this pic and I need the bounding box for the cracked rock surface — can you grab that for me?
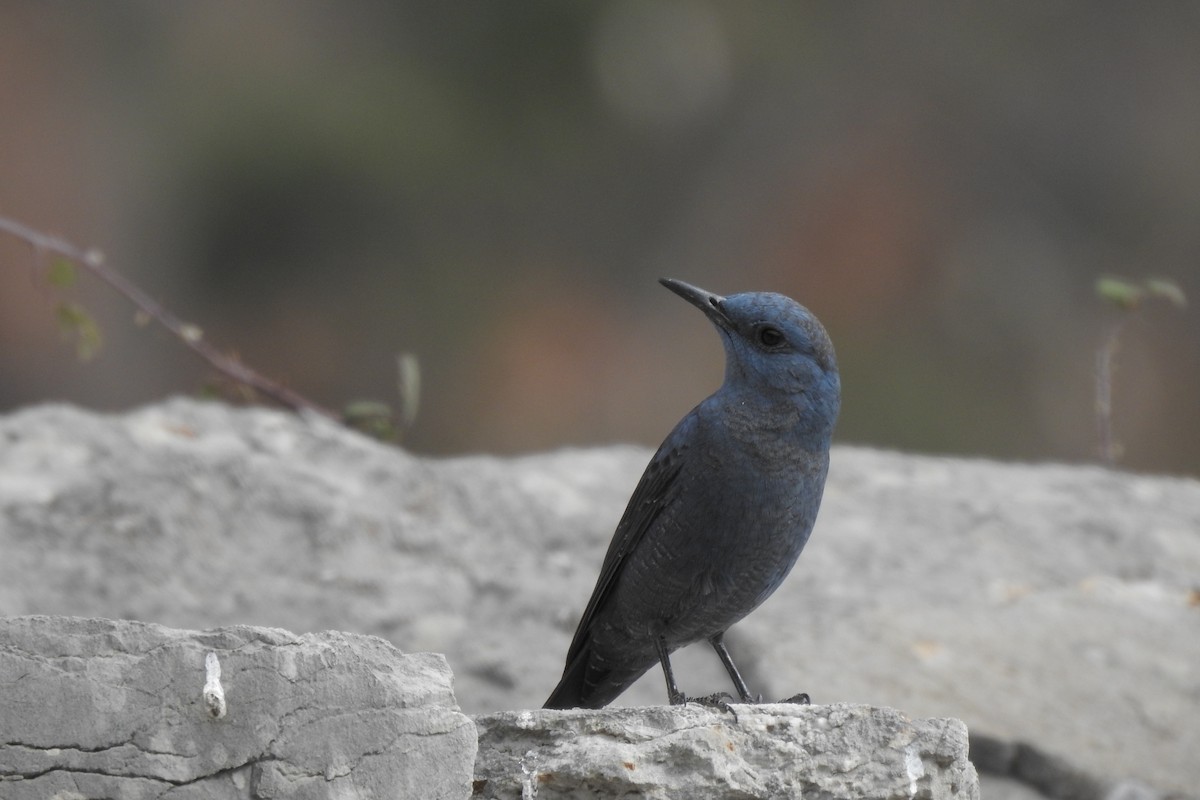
[473,703,978,800]
[1,399,1198,798]
[0,616,476,799]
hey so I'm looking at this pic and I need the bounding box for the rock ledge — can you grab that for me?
[474,703,978,800]
[0,615,477,800]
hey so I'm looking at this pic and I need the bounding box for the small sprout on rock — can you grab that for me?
[397,352,421,428]
[1093,275,1187,465]
[1095,275,1185,311]
[1144,278,1187,308]
[343,400,399,442]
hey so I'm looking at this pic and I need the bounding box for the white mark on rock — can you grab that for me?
[520,748,540,799]
[204,651,227,719]
[905,745,925,798]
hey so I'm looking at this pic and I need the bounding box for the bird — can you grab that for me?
[544,277,840,709]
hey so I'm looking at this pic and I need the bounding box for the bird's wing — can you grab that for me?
[559,411,695,671]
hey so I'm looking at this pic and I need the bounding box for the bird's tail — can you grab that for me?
[543,649,590,709]
[544,646,657,709]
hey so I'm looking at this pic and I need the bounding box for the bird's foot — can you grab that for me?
[669,690,735,710]
[691,691,736,710]
[776,692,811,705]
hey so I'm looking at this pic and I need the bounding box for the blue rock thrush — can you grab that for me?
[544,278,840,709]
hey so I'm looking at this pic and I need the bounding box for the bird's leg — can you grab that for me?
[657,636,737,710]
[710,633,813,704]
[708,632,761,703]
[655,637,689,705]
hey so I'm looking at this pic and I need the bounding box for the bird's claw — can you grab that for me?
[693,691,735,710]
[670,690,736,710]
[777,692,811,705]
[672,690,808,708]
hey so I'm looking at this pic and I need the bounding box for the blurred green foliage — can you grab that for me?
[1,3,1197,473]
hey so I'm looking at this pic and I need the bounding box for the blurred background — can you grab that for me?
[1,2,1196,474]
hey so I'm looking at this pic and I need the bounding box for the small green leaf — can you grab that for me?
[1095,276,1143,311]
[56,302,103,360]
[343,400,398,442]
[1145,278,1186,308]
[47,258,77,289]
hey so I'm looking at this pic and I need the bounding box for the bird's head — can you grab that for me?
[660,278,840,432]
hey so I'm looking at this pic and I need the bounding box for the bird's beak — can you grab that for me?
[659,278,731,329]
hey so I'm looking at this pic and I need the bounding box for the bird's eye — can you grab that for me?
[757,326,785,348]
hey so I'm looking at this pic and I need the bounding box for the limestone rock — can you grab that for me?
[472,703,978,800]
[0,616,476,800]
[2,399,1198,797]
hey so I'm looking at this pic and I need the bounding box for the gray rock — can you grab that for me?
[472,703,978,800]
[0,615,476,800]
[747,450,1200,800]
[0,399,647,714]
[1,399,1198,797]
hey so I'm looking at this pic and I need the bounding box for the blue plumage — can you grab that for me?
[545,278,840,709]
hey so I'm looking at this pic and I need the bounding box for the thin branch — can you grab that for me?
[0,215,339,421]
